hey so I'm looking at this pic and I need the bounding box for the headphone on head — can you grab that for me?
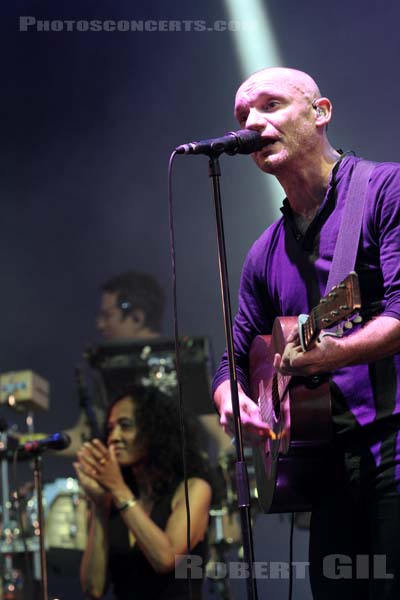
[119,299,143,324]
[313,102,324,118]
[119,300,132,313]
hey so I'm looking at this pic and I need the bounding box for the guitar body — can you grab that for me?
[249,317,332,513]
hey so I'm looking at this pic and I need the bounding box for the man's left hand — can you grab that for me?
[273,333,341,376]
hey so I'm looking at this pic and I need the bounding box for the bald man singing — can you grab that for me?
[213,68,400,599]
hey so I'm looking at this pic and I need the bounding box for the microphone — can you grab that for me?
[175,129,264,156]
[0,432,71,461]
[22,432,71,454]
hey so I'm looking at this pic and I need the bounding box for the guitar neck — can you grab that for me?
[299,311,319,351]
[298,272,361,352]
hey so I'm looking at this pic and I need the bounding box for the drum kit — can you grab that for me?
[0,474,88,600]
[0,370,89,600]
[1,476,88,538]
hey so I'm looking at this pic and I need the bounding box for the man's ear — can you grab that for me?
[313,97,333,126]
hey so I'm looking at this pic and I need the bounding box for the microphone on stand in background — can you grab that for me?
[22,431,71,454]
[0,431,71,460]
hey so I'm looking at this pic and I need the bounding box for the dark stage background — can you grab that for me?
[1,1,400,599]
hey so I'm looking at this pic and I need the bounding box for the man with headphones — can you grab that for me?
[63,270,165,455]
[96,271,164,341]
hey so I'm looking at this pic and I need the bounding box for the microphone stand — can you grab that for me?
[32,453,48,600]
[208,154,258,600]
[0,423,18,599]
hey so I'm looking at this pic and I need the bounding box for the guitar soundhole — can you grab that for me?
[272,373,281,421]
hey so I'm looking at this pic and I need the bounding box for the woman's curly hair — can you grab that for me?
[103,385,211,499]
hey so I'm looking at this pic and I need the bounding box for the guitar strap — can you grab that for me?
[324,158,377,295]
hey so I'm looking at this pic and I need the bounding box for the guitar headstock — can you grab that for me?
[301,272,361,350]
[316,272,361,327]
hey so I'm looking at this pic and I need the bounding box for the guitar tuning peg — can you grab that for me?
[344,320,353,330]
[336,324,344,336]
[352,314,363,324]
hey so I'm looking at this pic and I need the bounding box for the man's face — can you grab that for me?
[234,69,318,174]
[96,291,140,340]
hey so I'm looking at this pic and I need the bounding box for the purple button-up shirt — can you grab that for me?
[212,155,400,437]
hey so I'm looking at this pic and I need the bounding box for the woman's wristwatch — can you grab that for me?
[115,496,138,513]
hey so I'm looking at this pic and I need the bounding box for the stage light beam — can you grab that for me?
[224,0,284,219]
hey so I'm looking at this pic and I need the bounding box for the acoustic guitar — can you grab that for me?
[249,272,361,513]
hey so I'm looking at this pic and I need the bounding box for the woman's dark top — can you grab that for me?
[108,480,207,600]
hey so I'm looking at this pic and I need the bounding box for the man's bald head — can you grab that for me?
[235,67,322,109]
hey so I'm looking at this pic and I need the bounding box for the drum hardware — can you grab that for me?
[0,368,50,593]
[1,476,88,600]
[1,457,72,600]
[0,513,40,555]
[0,564,25,600]
[1,402,70,600]
[26,478,88,551]
[1,422,33,600]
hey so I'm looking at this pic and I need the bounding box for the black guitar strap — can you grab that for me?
[324,158,377,295]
